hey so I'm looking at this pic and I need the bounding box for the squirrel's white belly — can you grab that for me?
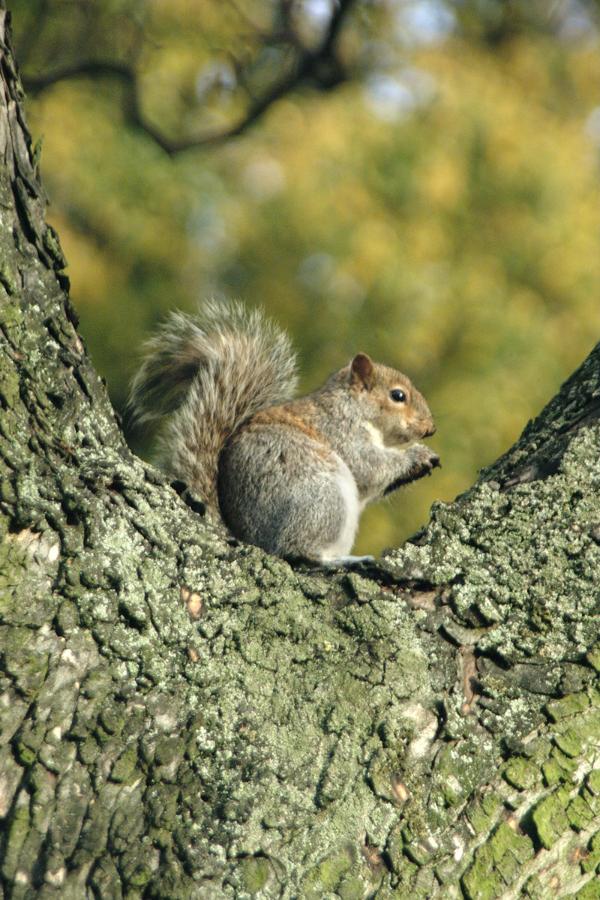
[320,457,360,561]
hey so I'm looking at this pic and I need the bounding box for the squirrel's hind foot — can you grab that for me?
[320,554,376,569]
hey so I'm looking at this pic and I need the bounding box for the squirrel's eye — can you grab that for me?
[390,389,406,403]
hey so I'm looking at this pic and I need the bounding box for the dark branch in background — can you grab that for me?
[22,0,357,156]
[23,60,133,90]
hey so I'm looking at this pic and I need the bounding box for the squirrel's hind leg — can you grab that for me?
[218,427,362,563]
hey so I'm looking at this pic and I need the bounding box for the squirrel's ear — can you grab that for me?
[350,353,375,390]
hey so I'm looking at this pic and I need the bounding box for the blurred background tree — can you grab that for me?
[11,0,600,553]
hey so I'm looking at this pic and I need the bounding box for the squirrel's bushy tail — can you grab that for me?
[128,299,298,507]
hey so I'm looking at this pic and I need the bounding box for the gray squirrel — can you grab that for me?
[128,300,439,565]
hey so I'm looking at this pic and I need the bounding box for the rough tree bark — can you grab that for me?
[0,9,599,900]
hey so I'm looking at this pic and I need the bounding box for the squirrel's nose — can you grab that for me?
[422,421,436,438]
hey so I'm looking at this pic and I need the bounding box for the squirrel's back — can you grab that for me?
[128,299,298,507]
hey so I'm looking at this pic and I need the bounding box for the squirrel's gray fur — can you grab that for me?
[129,299,439,565]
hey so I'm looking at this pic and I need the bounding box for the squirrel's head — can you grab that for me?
[349,352,435,447]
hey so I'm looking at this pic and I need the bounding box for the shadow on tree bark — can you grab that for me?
[0,7,599,899]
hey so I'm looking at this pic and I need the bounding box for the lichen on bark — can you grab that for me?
[0,4,600,897]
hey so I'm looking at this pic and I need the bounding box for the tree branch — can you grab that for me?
[21,0,357,156]
[22,60,134,92]
[4,3,600,893]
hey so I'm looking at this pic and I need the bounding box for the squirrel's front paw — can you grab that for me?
[411,444,441,475]
[384,444,440,495]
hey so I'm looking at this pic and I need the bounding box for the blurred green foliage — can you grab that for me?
[11,0,600,554]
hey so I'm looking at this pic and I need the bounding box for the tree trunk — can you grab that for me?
[1,9,599,899]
